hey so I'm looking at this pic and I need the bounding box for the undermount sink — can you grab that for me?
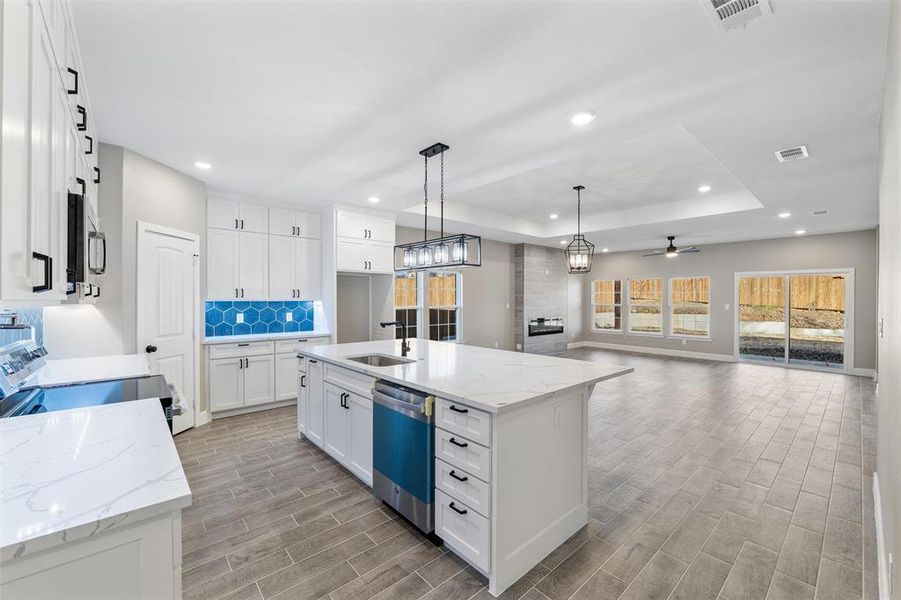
[346,354,416,367]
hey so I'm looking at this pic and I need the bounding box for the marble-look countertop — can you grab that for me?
[27,354,150,388]
[0,398,191,561]
[296,340,633,414]
[203,330,331,345]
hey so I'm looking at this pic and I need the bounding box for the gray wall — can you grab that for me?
[578,229,878,370]
[876,2,900,591]
[515,244,569,354]
[396,226,515,350]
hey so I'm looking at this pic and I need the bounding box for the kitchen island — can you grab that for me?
[295,339,632,597]
[0,398,191,598]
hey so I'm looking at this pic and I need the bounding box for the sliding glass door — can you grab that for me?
[737,272,849,371]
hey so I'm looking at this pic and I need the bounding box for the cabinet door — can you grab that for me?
[336,238,367,273]
[296,211,321,239]
[275,353,299,402]
[305,360,324,447]
[336,211,368,240]
[30,15,55,265]
[208,196,239,230]
[239,203,268,234]
[323,383,349,462]
[348,393,373,486]
[50,84,69,298]
[268,206,296,237]
[367,217,395,243]
[209,358,243,412]
[207,228,239,300]
[368,240,395,274]
[296,238,322,300]
[298,371,308,434]
[238,232,268,299]
[243,354,275,406]
[268,235,297,300]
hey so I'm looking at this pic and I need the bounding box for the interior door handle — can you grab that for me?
[145,345,158,353]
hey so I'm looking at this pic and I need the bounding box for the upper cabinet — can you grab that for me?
[207,196,268,233]
[335,209,395,274]
[269,207,321,239]
[0,0,97,302]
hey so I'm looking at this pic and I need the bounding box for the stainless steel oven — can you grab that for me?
[67,192,105,300]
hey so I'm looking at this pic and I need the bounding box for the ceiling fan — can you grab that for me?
[642,236,700,258]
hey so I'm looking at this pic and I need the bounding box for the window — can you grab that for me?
[428,273,461,342]
[628,278,663,334]
[591,280,623,332]
[394,274,421,339]
[670,277,710,338]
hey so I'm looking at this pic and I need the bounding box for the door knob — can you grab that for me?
[145,345,158,353]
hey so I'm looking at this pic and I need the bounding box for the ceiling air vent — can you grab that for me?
[701,0,773,33]
[775,145,809,163]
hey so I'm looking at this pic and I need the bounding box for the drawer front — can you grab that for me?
[436,399,491,447]
[276,338,322,354]
[208,341,274,360]
[323,363,374,399]
[435,459,490,517]
[435,490,490,572]
[298,356,308,374]
[436,428,490,482]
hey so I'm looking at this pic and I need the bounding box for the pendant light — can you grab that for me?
[565,185,595,274]
[394,143,482,273]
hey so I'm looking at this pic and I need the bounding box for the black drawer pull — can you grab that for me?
[237,343,250,347]
[449,470,468,483]
[448,405,469,414]
[32,252,52,293]
[76,105,87,131]
[67,67,78,95]
[448,437,468,448]
[449,502,468,516]
[300,375,306,388]
[85,135,93,154]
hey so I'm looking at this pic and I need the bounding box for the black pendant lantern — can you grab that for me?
[393,143,482,274]
[565,185,594,274]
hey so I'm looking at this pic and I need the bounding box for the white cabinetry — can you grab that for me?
[207,342,275,412]
[276,352,300,402]
[304,358,324,446]
[269,236,322,301]
[269,207,321,239]
[335,209,395,274]
[206,223,269,300]
[207,196,268,233]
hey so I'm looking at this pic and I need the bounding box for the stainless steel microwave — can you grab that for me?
[66,193,105,298]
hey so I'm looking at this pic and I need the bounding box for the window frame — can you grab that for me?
[626,277,664,337]
[669,276,712,340]
[393,273,423,340]
[590,279,625,334]
[427,272,462,343]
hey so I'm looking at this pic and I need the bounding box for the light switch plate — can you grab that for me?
[236,313,244,324]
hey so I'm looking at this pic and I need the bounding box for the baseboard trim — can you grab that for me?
[851,367,877,378]
[874,472,891,600]
[567,340,737,363]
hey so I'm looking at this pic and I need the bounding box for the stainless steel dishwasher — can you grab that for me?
[371,380,435,533]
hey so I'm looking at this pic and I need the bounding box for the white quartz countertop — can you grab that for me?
[0,398,191,561]
[296,340,633,414]
[203,331,331,345]
[28,354,151,388]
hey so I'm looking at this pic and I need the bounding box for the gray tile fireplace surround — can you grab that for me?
[514,243,569,354]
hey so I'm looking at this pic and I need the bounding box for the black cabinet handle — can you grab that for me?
[245,358,249,368]
[449,470,468,483]
[93,286,101,298]
[240,288,244,298]
[67,67,78,95]
[235,219,239,229]
[240,219,244,229]
[235,288,239,298]
[239,358,243,369]
[448,437,468,448]
[85,135,93,154]
[237,343,250,347]
[76,105,87,131]
[300,375,306,388]
[448,405,469,414]
[76,177,86,196]
[31,252,52,293]
[449,502,468,516]
[145,345,158,353]
[309,359,317,363]
[93,167,100,184]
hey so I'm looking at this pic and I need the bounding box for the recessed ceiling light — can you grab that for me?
[795,229,806,235]
[570,111,597,126]
[368,196,380,204]
[601,248,609,253]
[697,184,711,193]
[549,213,559,220]
[778,212,792,218]
[194,161,211,170]
[560,240,567,245]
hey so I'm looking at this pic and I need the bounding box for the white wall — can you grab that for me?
[578,229,879,371]
[876,1,900,595]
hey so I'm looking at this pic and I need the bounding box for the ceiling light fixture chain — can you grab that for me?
[565,184,595,274]
[440,150,445,239]
[423,153,429,242]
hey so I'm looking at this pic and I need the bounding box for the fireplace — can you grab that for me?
[528,317,564,337]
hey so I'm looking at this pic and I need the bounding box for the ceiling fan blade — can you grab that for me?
[677,247,701,254]
[642,250,665,257]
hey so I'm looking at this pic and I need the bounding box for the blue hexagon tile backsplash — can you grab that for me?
[205,300,314,337]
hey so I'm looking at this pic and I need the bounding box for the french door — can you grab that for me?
[736,270,852,372]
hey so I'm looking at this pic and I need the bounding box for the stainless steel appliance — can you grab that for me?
[67,192,106,300]
[371,380,435,533]
[0,340,177,432]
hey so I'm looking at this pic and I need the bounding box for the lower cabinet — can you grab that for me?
[208,354,274,412]
[304,359,324,447]
[275,352,299,402]
[243,355,275,406]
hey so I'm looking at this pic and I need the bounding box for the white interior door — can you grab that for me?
[136,222,200,434]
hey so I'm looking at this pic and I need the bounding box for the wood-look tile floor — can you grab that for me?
[176,348,879,600]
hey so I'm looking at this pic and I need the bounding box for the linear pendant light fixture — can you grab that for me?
[565,185,594,274]
[393,143,482,274]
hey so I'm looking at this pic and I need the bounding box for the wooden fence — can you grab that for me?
[739,275,845,311]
